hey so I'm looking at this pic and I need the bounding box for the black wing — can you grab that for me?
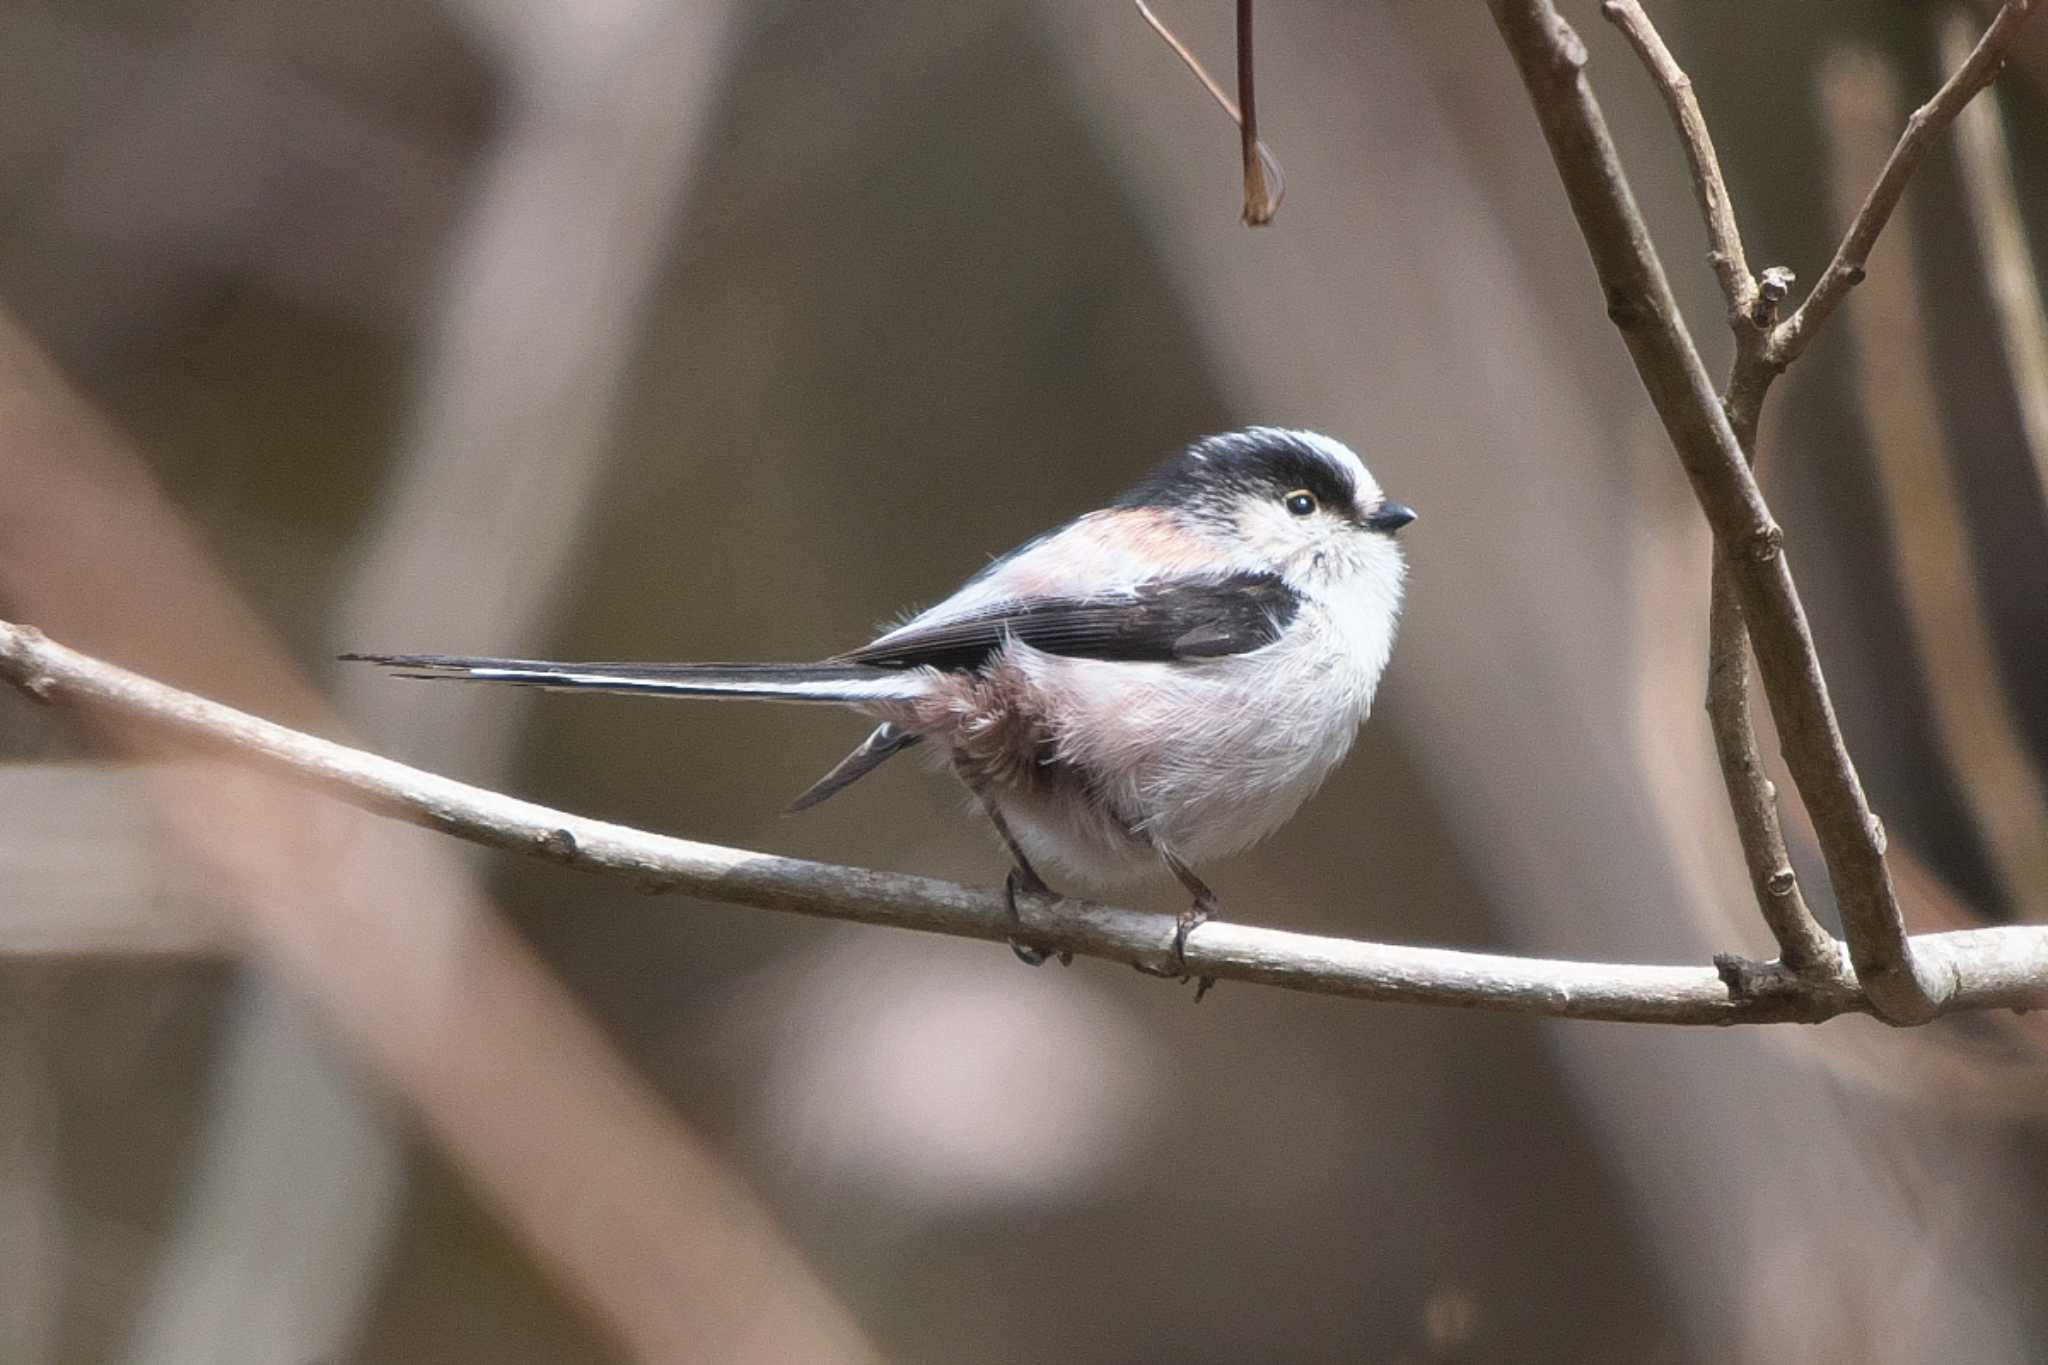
[836,571,1301,672]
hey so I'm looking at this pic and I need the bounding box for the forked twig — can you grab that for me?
[1599,0,1837,977]
[1772,0,2041,365]
[1589,0,2041,997]
[1486,0,1938,1022]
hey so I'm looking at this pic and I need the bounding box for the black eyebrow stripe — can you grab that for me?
[1115,430,1359,517]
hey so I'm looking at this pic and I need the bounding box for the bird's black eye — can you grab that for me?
[1284,490,1319,517]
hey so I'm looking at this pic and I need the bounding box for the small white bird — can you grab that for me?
[351,428,1413,984]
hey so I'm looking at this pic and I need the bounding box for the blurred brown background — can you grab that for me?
[3,1,2047,1361]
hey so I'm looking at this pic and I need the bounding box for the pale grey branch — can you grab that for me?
[9,618,2048,1025]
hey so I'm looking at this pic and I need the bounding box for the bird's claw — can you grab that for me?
[1008,938,1054,967]
[1005,868,1071,967]
[1132,895,1217,1000]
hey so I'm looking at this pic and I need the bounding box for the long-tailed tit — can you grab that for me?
[350,428,1414,983]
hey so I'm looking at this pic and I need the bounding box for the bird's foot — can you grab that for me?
[1005,867,1072,967]
[1133,893,1218,999]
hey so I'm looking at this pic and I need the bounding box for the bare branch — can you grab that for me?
[1599,0,1757,323]
[1771,0,2041,365]
[1134,0,1285,221]
[1577,2,2042,983]
[1705,565,1839,975]
[1595,2,1835,971]
[1484,0,1937,1023]
[11,618,2048,1026]
[1709,329,1831,973]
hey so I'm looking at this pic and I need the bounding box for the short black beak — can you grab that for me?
[1365,500,1417,535]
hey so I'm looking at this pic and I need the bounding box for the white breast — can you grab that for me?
[991,572,1401,887]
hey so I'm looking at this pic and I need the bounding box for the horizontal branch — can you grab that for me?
[4,619,2046,1025]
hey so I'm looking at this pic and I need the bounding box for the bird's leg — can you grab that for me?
[1003,867,1062,967]
[962,774,1072,967]
[1132,850,1219,999]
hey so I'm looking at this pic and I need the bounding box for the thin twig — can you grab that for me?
[1945,7,2048,508]
[1599,0,1757,324]
[12,619,2048,1025]
[1134,0,1285,221]
[1706,564,1839,975]
[1712,327,1833,975]
[1485,0,1936,1023]
[1599,0,1837,974]
[1236,0,1276,224]
[1705,378,1834,977]
[1771,0,2041,366]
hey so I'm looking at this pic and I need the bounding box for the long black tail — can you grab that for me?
[343,654,932,705]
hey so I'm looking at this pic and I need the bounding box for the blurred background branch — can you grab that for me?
[1946,9,2048,509]
[0,307,875,1363]
[1819,43,2048,917]
[131,3,749,1352]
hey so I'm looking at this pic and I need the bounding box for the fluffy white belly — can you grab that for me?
[994,608,1383,887]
